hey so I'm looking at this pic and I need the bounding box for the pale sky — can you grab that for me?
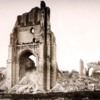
[0,0,100,72]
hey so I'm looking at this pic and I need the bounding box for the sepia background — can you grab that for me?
[0,0,100,71]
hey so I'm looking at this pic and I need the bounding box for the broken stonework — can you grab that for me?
[0,1,100,95]
[7,70,100,94]
[50,71,100,93]
[87,61,100,77]
[9,70,45,94]
[0,67,6,81]
[7,1,57,91]
[0,68,100,94]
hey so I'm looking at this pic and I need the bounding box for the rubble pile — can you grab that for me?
[0,67,6,81]
[9,70,100,93]
[0,67,7,92]
[0,80,8,91]
[51,70,100,93]
[57,70,70,84]
[9,70,45,94]
[0,68,100,94]
[57,70,79,83]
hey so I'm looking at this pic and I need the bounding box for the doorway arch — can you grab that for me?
[19,50,36,80]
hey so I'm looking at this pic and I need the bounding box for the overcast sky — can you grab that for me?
[0,0,100,72]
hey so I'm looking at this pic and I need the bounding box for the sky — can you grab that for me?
[0,0,100,72]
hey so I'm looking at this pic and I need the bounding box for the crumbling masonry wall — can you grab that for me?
[7,1,57,91]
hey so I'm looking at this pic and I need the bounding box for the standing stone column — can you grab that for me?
[50,34,57,88]
[80,59,84,76]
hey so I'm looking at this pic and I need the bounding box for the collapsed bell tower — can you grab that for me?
[7,1,57,90]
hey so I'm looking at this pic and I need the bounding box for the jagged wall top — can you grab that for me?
[16,1,50,27]
[10,1,53,45]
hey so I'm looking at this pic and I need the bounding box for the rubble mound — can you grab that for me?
[0,67,7,92]
[0,67,6,81]
[9,70,45,94]
[0,79,8,92]
[0,68,100,94]
[10,69,100,94]
[57,70,79,83]
[51,70,100,93]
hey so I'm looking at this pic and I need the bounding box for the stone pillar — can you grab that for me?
[46,43,51,90]
[38,43,44,89]
[50,34,57,88]
[12,62,16,86]
[43,44,47,90]
[15,63,19,84]
[46,58,50,90]
[6,45,13,88]
[80,59,84,76]
[50,43,57,88]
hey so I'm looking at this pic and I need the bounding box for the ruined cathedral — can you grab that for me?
[0,1,100,99]
[7,1,57,91]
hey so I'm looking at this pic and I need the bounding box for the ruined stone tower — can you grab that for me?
[7,1,57,91]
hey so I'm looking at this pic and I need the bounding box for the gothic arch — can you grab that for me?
[18,50,36,80]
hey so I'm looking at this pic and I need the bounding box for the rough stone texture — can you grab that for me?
[0,67,6,81]
[80,59,87,76]
[6,1,57,91]
[0,68,8,92]
[8,69,100,94]
[80,59,84,75]
[9,70,45,94]
[51,71,100,93]
[87,61,100,77]
[92,72,100,79]
[0,1,100,96]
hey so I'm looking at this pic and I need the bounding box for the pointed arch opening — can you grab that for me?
[19,50,36,80]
